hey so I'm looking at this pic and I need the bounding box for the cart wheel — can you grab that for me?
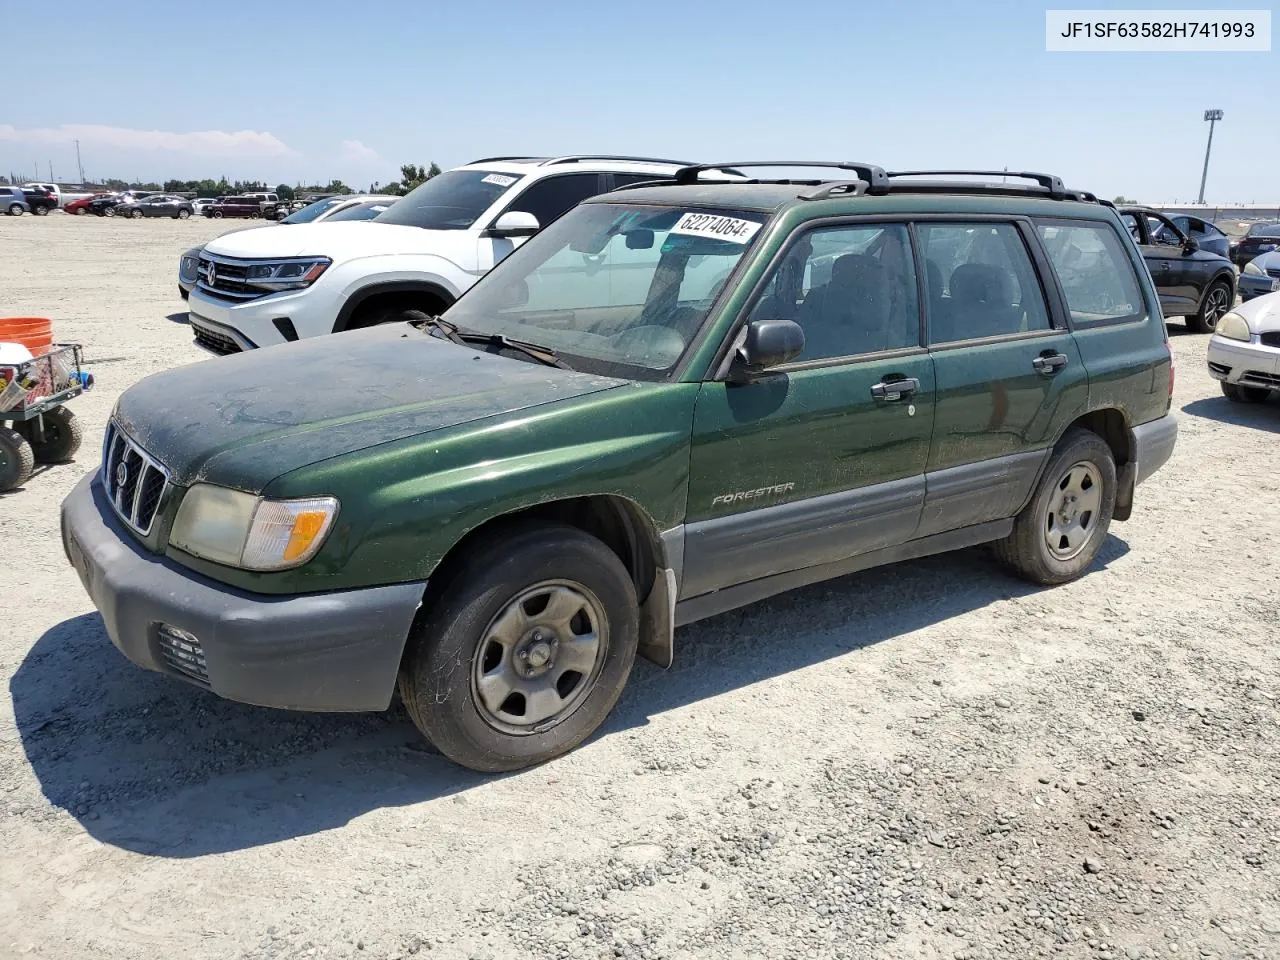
[22,407,84,463]
[0,427,34,491]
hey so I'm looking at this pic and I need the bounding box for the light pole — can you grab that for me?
[1198,109,1223,204]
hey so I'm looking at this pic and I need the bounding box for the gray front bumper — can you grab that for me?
[60,472,425,712]
[1131,413,1178,486]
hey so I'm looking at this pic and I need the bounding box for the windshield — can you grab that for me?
[442,202,768,380]
[373,169,524,230]
[280,197,343,224]
[1246,222,1280,238]
[326,200,395,222]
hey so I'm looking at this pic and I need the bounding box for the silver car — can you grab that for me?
[1207,292,1280,402]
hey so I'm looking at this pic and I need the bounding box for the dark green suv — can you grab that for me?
[61,162,1177,772]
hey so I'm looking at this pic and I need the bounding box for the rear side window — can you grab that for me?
[917,223,1051,344]
[1036,221,1144,325]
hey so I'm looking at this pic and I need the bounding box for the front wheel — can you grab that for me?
[0,426,34,491]
[74,207,86,215]
[994,429,1117,586]
[130,207,144,219]
[177,208,190,220]
[212,210,223,219]
[34,205,48,216]
[1188,280,1233,333]
[398,523,639,772]
[1222,382,1271,403]
[103,207,115,217]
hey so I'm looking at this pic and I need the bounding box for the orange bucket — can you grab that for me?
[0,317,54,355]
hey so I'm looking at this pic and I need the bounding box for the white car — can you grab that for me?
[1207,292,1280,402]
[186,155,688,352]
[276,194,400,225]
[191,198,219,216]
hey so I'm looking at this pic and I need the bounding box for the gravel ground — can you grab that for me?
[1,214,1278,960]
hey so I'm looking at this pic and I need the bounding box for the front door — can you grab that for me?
[916,220,1089,537]
[682,221,935,599]
[477,173,607,272]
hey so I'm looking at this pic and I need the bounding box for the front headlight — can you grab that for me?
[243,257,331,292]
[1243,260,1266,276]
[1216,312,1252,342]
[170,483,339,570]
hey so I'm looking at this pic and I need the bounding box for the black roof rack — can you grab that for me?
[675,161,890,193]
[887,169,1067,198]
[543,155,692,167]
[468,155,541,163]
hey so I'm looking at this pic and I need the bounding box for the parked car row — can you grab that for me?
[0,185,58,215]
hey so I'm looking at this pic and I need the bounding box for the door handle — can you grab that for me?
[870,376,920,402]
[1032,352,1069,375]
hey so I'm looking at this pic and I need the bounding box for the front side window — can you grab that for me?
[1037,221,1144,324]
[918,223,1051,344]
[749,223,919,361]
[444,203,767,379]
[375,169,525,230]
[501,174,604,229]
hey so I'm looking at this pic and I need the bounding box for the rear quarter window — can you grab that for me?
[1036,220,1145,326]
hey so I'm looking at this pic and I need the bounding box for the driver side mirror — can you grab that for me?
[730,319,805,380]
[1182,236,1199,254]
[486,211,540,238]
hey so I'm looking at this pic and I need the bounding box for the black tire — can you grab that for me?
[130,207,144,219]
[177,208,191,220]
[34,205,48,216]
[212,210,223,219]
[347,306,435,331]
[994,428,1117,586]
[103,206,116,218]
[179,285,190,300]
[8,203,23,216]
[0,427,34,491]
[398,522,639,772]
[1222,382,1270,403]
[74,207,86,215]
[1188,280,1233,333]
[16,407,83,463]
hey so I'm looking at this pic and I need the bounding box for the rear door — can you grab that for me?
[915,219,1088,537]
[683,220,935,598]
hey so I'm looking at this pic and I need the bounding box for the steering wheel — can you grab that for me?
[609,325,686,367]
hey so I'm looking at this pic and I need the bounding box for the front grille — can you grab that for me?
[1266,268,1280,280]
[102,421,169,536]
[1261,332,1280,348]
[190,316,243,355]
[156,625,209,686]
[197,255,264,302]
[1242,370,1280,387]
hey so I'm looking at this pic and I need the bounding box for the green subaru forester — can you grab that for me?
[61,162,1177,772]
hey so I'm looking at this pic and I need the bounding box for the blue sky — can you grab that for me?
[2,0,1274,201]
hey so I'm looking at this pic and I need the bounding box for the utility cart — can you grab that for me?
[0,343,93,491]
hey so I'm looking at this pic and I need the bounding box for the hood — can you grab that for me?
[202,220,475,263]
[113,324,625,490]
[1233,290,1280,333]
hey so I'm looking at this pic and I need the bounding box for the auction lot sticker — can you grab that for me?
[670,212,762,244]
[1046,9,1270,50]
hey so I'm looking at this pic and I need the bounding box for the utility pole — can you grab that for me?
[1198,109,1223,204]
[74,139,85,183]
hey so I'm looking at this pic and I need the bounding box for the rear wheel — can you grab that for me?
[1222,382,1271,403]
[0,427,34,491]
[7,203,23,216]
[1188,280,1233,333]
[398,523,639,772]
[15,407,82,463]
[994,429,1117,586]
[74,207,86,215]
[177,208,191,220]
[103,206,116,217]
[34,205,48,216]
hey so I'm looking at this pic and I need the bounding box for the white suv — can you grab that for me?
[186,155,687,352]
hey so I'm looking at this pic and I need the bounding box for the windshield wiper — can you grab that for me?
[414,314,571,370]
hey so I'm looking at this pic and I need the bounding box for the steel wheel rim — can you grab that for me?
[470,579,608,736]
[1204,286,1229,326]
[1045,460,1103,561]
